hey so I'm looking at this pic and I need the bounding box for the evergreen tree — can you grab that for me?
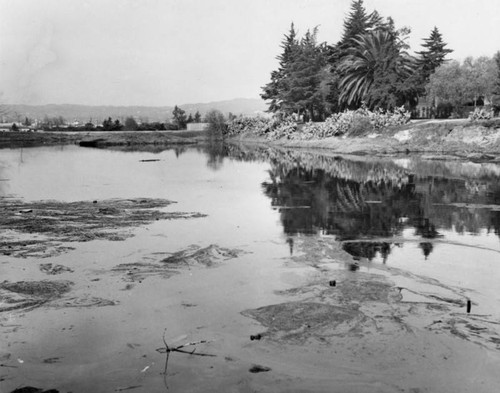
[262,25,330,120]
[124,117,138,131]
[416,27,453,83]
[281,28,329,120]
[194,111,202,123]
[113,119,123,131]
[102,117,123,131]
[102,117,113,130]
[338,0,383,51]
[261,23,299,112]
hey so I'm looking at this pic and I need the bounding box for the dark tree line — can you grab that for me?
[170,105,203,130]
[261,0,454,119]
[34,107,205,132]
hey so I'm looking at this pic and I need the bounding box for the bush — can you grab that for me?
[205,110,227,139]
[301,105,410,138]
[224,105,411,140]
[349,114,373,136]
[225,116,268,137]
[468,107,494,121]
[225,114,297,140]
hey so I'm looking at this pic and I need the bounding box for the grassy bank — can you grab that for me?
[0,129,206,149]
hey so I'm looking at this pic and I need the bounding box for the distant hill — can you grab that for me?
[179,98,268,119]
[2,98,268,124]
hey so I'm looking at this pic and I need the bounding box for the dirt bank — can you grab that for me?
[231,118,500,161]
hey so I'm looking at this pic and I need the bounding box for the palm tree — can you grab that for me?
[338,30,417,109]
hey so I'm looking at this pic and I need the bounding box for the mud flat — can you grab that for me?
[0,197,206,258]
[237,236,500,393]
[2,232,499,392]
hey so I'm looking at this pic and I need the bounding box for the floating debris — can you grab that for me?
[39,263,74,275]
[10,387,59,393]
[249,365,271,373]
[112,262,178,283]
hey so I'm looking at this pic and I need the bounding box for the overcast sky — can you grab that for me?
[1,0,499,106]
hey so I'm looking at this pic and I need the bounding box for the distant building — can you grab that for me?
[0,123,31,132]
[186,123,209,131]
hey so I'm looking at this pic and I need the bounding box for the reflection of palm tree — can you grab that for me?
[335,182,365,212]
[342,241,392,263]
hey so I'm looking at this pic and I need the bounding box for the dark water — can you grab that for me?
[211,145,500,312]
[209,144,500,259]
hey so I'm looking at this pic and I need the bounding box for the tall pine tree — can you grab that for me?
[261,25,329,120]
[261,23,299,112]
[416,27,453,83]
[338,0,383,51]
[281,28,328,120]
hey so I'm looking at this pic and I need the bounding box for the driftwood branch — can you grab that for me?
[156,329,216,390]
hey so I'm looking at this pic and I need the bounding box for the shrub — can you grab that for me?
[205,110,227,139]
[225,114,297,140]
[468,107,494,121]
[225,116,269,137]
[224,105,410,140]
[301,105,410,138]
[349,114,373,136]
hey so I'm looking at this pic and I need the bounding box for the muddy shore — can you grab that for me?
[231,118,500,161]
[2,224,500,392]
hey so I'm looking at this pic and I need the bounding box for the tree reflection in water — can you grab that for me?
[203,144,500,261]
[419,242,434,260]
[342,241,393,262]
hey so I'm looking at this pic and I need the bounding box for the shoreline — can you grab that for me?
[229,118,500,161]
[1,119,500,162]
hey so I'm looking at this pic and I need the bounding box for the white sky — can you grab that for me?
[1,0,499,106]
